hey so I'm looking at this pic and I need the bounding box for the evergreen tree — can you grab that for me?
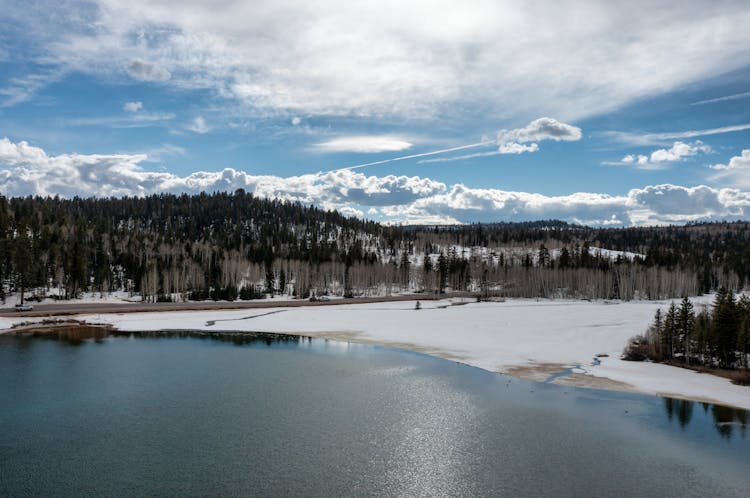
[737,295,750,368]
[647,308,663,359]
[662,302,678,360]
[713,288,738,368]
[437,252,448,294]
[399,251,410,288]
[279,267,287,295]
[558,247,571,269]
[537,244,550,268]
[677,297,695,364]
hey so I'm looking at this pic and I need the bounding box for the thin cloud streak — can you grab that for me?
[602,123,750,146]
[337,141,492,171]
[338,117,580,170]
[691,91,750,106]
[418,150,505,164]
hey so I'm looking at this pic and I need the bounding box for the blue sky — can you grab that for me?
[1,0,750,225]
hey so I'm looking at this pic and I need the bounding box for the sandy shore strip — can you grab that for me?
[2,297,749,410]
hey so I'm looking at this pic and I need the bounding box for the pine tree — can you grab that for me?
[279,268,287,295]
[648,308,663,359]
[713,288,738,368]
[399,251,410,288]
[537,244,550,268]
[736,295,750,368]
[558,247,571,269]
[663,302,678,360]
[437,252,448,294]
[678,296,695,365]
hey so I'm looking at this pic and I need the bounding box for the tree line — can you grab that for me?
[0,191,749,303]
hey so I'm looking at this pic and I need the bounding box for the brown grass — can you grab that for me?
[661,360,750,386]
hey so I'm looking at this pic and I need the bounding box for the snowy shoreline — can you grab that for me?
[3,297,749,410]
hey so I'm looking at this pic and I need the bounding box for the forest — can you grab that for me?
[0,190,749,303]
[624,290,750,377]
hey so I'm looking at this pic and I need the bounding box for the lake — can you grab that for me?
[1,330,748,496]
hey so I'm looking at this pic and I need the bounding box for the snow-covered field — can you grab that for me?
[2,297,748,410]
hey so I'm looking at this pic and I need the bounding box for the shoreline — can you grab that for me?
[2,297,749,411]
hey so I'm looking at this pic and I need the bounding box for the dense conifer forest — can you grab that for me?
[1,190,749,303]
[623,291,750,377]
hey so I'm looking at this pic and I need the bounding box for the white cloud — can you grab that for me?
[710,149,750,171]
[291,117,301,126]
[123,101,143,112]
[9,1,750,122]
[709,149,750,188]
[188,116,210,134]
[142,144,186,162]
[602,123,750,146]
[649,141,711,162]
[126,60,171,82]
[611,141,712,169]
[691,91,750,106]
[65,112,176,128]
[0,137,444,205]
[1,137,749,227]
[315,136,413,154]
[621,154,649,166]
[0,70,63,108]
[496,117,582,146]
[498,142,540,154]
[411,118,578,165]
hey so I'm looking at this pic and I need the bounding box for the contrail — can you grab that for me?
[690,91,750,106]
[334,140,494,172]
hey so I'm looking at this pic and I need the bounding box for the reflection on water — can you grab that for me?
[663,397,748,439]
[2,331,749,496]
[664,397,694,428]
[17,324,114,344]
[14,326,308,347]
[15,325,750,443]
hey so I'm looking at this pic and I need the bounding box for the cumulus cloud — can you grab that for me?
[126,60,171,82]
[315,136,413,153]
[497,142,540,155]
[188,116,210,134]
[649,141,711,162]
[710,149,750,171]
[383,183,750,226]
[496,117,582,146]
[123,101,143,112]
[621,154,649,166]
[709,149,750,188]
[411,118,578,165]
[0,137,444,205]
[610,141,712,169]
[1,137,749,227]
[8,1,750,122]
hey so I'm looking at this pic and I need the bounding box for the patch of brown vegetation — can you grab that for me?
[661,360,750,386]
[502,363,571,382]
[9,319,114,342]
[550,373,638,392]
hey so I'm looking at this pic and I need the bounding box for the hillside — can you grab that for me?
[1,191,748,302]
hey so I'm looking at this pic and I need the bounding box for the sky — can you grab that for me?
[1,0,750,226]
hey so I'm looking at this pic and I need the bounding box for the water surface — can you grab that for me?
[0,331,748,496]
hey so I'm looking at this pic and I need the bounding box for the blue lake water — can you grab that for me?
[0,330,748,496]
